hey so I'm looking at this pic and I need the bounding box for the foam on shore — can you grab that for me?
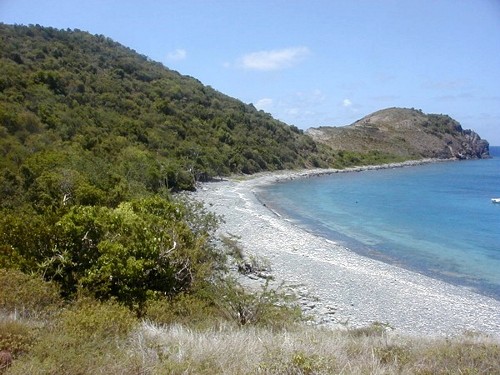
[193,164,500,337]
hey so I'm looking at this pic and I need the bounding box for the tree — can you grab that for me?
[0,196,221,312]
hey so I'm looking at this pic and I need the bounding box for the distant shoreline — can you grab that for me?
[194,160,500,337]
[227,157,451,186]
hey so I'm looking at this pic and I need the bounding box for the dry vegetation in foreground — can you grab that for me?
[3,316,500,375]
[1,269,499,374]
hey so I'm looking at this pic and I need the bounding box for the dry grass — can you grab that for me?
[1,267,499,374]
[125,322,500,375]
[3,314,500,374]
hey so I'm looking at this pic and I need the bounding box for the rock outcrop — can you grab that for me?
[307,108,490,160]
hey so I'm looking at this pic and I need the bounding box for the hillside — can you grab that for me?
[0,23,330,200]
[307,107,490,159]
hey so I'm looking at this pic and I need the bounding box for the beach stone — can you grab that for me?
[192,170,500,338]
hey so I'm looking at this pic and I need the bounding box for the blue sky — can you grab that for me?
[2,0,499,144]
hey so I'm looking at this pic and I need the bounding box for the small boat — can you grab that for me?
[492,198,500,204]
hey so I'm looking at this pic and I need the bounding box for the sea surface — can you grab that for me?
[258,146,500,300]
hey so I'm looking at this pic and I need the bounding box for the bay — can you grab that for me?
[257,146,500,300]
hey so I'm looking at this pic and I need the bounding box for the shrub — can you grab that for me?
[0,320,36,359]
[215,278,302,329]
[58,299,137,340]
[0,196,223,313]
[0,269,62,319]
[144,293,219,329]
[6,299,138,375]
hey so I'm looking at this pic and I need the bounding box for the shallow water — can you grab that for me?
[258,147,500,300]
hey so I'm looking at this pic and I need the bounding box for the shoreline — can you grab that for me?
[193,162,500,337]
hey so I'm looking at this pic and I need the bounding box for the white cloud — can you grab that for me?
[239,46,310,71]
[339,98,360,119]
[166,49,187,61]
[342,98,353,107]
[255,98,274,111]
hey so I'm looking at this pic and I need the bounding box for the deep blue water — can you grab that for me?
[258,147,500,300]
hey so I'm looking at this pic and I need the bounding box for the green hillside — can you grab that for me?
[0,23,329,203]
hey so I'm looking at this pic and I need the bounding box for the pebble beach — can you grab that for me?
[193,163,500,337]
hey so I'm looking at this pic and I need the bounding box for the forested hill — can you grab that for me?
[0,23,330,201]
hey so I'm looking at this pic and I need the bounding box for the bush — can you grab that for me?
[57,298,137,341]
[0,269,62,319]
[215,278,302,329]
[0,320,36,359]
[144,293,219,329]
[0,196,223,313]
[6,299,137,375]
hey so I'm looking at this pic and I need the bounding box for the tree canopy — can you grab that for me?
[0,23,330,199]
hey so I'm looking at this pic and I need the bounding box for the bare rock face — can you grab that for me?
[458,130,490,159]
[307,108,490,160]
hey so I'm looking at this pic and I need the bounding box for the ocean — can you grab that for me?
[257,146,500,300]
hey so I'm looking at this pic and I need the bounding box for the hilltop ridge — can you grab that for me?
[307,107,489,160]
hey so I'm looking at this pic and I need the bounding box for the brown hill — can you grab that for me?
[307,108,489,159]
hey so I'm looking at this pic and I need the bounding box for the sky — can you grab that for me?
[1,0,500,144]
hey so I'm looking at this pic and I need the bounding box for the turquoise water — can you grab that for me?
[258,147,500,300]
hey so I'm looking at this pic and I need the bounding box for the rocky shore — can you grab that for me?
[193,161,500,337]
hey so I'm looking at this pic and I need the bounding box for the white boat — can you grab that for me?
[492,198,500,204]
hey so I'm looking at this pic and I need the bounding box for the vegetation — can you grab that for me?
[0,24,411,310]
[0,23,330,196]
[1,276,498,374]
[0,22,327,313]
[1,24,498,373]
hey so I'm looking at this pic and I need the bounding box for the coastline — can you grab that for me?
[193,161,500,337]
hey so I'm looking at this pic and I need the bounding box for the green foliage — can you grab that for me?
[57,298,137,341]
[424,113,463,136]
[0,320,36,359]
[144,292,220,328]
[216,279,302,329]
[0,269,62,319]
[332,150,407,168]
[6,299,137,375]
[0,196,221,311]
[0,22,330,205]
[0,24,335,318]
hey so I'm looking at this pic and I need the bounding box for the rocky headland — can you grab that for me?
[307,107,490,160]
